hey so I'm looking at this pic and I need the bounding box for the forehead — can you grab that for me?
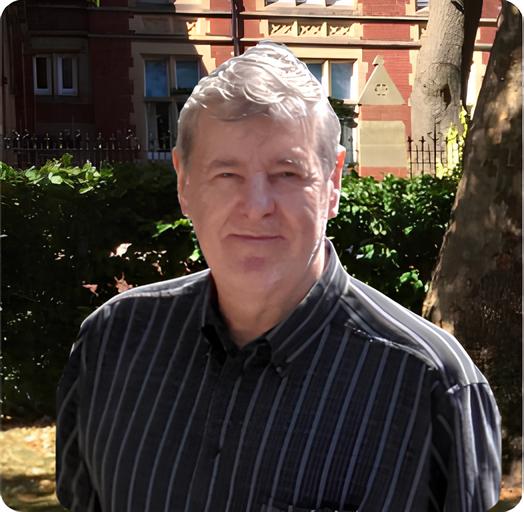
[191,112,316,164]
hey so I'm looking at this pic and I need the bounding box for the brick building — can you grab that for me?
[0,0,500,175]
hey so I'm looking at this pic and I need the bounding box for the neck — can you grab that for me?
[214,242,328,347]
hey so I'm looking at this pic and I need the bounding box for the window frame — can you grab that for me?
[56,55,79,96]
[143,55,201,159]
[173,59,200,92]
[33,55,52,96]
[329,60,354,101]
[304,59,355,101]
[33,54,79,97]
[144,58,170,98]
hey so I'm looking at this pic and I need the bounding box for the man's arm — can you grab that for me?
[56,327,101,511]
[431,380,501,511]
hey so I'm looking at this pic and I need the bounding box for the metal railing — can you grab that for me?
[407,126,459,177]
[0,130,141,169]
[1,127,459,178]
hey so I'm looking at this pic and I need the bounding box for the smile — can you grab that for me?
[228,234,283,242]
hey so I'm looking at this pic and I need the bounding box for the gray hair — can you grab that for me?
[176,41,341,173]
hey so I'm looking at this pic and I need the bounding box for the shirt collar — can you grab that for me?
[200,239,348,370]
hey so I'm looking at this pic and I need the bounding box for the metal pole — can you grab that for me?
[231,0,240,56]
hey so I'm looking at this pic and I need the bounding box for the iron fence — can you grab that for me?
[0,130,141,169]
[1,127,459,178]
[406,126,459,177]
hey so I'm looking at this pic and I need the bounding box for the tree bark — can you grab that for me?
[423,0,522,468]
[410,0,483,143]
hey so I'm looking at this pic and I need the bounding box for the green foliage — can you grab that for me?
[1,157,204,419]
[2,157,458,419]
[328,170,459,311]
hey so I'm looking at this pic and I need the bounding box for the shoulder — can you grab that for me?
[76,269,210,342]
[338,274,487,390]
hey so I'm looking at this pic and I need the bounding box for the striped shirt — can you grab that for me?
[56,243,501,512]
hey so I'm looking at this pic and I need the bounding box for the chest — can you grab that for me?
[81,330,432,512]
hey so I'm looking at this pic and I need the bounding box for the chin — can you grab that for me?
[227,258,286,288]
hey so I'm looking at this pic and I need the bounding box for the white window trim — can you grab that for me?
[56,55,78,96]
[33,55,52,95]
[305,59,356,101]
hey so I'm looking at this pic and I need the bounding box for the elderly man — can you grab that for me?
[56,41,501,511]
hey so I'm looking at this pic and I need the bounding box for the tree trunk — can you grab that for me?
[422,0,522,469]
[410,0,482,143]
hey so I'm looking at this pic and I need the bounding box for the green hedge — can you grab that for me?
[1,156,458,418]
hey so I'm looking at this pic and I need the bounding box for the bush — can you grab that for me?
[1,157,458,419]
[1,156,204,418]
[328,171,459,311]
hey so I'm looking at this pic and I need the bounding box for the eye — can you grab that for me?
[279,171,298,178]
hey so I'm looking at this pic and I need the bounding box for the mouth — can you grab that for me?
[228,234,283,242]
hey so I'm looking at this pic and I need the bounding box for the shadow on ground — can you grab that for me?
[1,473,66,512]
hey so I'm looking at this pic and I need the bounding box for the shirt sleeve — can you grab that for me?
[431,381,501,511]
[56,325,102,511]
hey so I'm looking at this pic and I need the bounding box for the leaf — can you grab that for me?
[189,248,201,262]
[48,175,63,185]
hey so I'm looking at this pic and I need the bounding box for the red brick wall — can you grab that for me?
[35,103,94,125]
[479,26,498,44]
[90,39,134,134]
[209,19,232,37]
[361,0,409,16]
[211,46,236,66]
[363,23,410,41]
[244,19,264,39]
[88,10,131,35]
[210,0,232,9]
[242,0,258,10]
[481,0,502,18]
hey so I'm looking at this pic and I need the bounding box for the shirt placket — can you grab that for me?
[186,350,247,510]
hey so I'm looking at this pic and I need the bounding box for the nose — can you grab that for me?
[240,173,276,219]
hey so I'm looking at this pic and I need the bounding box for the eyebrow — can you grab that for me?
[274,157,308,171]
[205,159,241,172]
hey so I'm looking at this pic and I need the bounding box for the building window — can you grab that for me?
[416,0,429,10]
[144,56,200,159]
[145,59,169,97]
[56,55,78,96]
[33,55,52,95]
[304,60,356,164]
[305,60,355,100]
[174,61,199,91]
[33,54,78,96]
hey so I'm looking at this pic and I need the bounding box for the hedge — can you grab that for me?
[1,156,458,418]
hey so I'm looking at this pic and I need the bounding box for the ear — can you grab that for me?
[327,146,345,219]
[172,148,190,217]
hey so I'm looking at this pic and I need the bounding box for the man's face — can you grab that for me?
[173,113,344,293]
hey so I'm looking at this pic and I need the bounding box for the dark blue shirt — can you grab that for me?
[56,245,501,511]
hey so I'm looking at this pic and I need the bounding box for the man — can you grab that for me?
[56,41,501,511]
